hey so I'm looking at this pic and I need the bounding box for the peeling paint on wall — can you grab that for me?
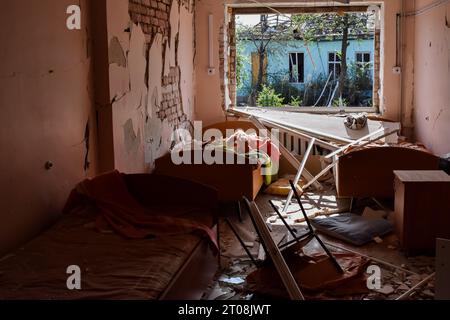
[106,0,196,172]
[124,118,142,155]
[109,37,127,67]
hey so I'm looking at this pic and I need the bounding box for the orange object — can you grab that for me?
[64,170,218,249]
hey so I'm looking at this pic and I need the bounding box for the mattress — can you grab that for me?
[0,207,213,300]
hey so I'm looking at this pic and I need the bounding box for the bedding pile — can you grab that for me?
[64,170,218,249]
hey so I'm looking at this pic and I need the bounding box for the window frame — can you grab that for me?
[288,52,305,84]
[328,51,342,80]
[230,5,382,112]
[355,51,372,66]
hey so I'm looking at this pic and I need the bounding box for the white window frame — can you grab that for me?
[355,51,372,66]
[328,52,341,80]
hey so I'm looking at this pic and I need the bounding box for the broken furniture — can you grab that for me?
[337,147,440,198]
[155,120,265,220]
[243,197,305,300]
[393,170,450,253]
[269,181,343,273]
[227,182,344,300]
[0,174,219,300]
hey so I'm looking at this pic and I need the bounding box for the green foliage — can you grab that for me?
[289,96,302,107]
[332,97,349,107]
[257,85,285,107]
[236,12,375,107]
[236,43,249,90]
[302,74,329,106]
[346,62,373,106]
[291,13,372,43]
[267,74,301,103]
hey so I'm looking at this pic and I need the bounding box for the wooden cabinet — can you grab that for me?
[394,171,450,253]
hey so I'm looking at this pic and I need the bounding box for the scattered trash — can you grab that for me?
[268,216,278,223]
[206,284,230,300]
[376,285,395,295]
[216,292,237,300]
[422,290,434,298]
[397,284,410,291]
[373,237,383,244]
[219,276,245,285]
[212,188,435,300]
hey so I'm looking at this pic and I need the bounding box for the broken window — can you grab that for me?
[328,52,342,80]
[289,52,304,84]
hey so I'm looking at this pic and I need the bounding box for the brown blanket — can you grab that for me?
[63,170,217,249]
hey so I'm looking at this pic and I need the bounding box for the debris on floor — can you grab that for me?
[208,184,436,300]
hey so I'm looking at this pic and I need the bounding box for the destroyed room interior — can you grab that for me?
[1,0,450,304]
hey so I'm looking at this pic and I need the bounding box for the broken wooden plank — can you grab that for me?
[245,199,305,300]
[324,127,385,159]
[395,273,435,300]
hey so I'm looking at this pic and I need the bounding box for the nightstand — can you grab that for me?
[394,170,450,254]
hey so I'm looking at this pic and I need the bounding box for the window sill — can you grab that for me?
[234,106,379,114]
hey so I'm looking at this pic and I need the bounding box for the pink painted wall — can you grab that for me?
[194,0,405,124]
[194,0,228,126]
[0,0,98,255]
[413,0,450,156]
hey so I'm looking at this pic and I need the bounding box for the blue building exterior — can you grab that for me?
[237,38,374,101]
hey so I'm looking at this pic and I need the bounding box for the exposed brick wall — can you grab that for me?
[227,13,237,108]
[219,9,237,111]
[157,66,187,126]
[373,30,381,110]
[128,0,192,128]
[219,24,226,111]
[129,0,173,43]
[180,0,194,12]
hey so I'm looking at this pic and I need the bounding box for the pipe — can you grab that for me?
[208,14,214,69]
[404,0,449,17]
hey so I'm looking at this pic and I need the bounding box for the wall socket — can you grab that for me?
[393,66,402,75]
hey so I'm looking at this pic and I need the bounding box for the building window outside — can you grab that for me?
[289,52,304,83]
[356,52,371,66]
[328,52,341,80]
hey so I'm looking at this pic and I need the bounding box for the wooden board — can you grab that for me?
[246,200,305,300]
[394,170,450,182]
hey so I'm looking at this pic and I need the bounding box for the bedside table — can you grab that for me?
[394,170,450,254]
